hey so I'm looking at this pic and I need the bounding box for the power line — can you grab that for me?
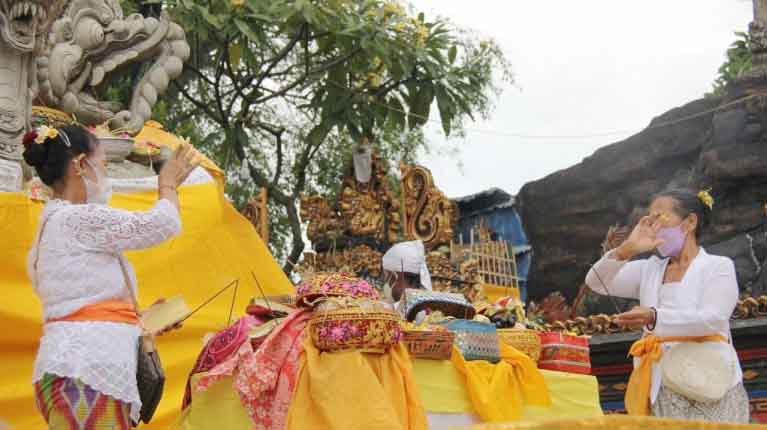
[326,79,765,141]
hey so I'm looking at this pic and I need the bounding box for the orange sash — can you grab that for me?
[46,299,139,325]
[625,334,727,415]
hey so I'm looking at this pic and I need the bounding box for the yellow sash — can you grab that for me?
[625,334,727,415]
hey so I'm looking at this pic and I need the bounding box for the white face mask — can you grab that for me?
[382,282,394,302]
[82,158,112,205]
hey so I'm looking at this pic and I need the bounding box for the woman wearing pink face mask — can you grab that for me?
[22,125,199,429]
[585,189,747,423]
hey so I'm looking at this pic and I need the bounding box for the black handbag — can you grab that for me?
[136,334,165,423]
[118,257,165,424]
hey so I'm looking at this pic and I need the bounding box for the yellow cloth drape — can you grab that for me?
[286,337,428,430]
[0,185,294,430]
[180,354,603,429]
[625,334,727,416]
[449,343,551,422]
[177,374,253,430]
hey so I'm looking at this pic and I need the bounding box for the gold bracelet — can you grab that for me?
[159,185,177,192]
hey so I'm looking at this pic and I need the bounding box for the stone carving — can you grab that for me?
[0,0,189,191]
[37,0,190,133]
[0,0,61,190]
[400,162,456,250]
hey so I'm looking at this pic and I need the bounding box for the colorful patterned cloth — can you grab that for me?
[34,373,131,430]
[196,309,311,430]
[182,315,262,409]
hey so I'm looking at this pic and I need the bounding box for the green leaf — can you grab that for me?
[234,18,259,41]
[388,96,406,130]
[435,87,453,136]
[229,41,242,70]
[408,82,434,129]
[197,5,223,29]
[448,45,457,64]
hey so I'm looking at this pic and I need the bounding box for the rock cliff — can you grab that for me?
[518,93,767,302]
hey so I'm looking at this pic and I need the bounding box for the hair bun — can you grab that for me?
[23,141,49,168]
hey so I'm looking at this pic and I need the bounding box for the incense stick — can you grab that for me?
[588,263,622,315]
[178,279,239,324]
[227,280,239,326]
[251,271,272,312]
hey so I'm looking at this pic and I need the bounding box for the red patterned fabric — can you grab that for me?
[182,315,261,409]
[196,309,311,430]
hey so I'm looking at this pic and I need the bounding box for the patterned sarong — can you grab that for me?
[34,374,131,430]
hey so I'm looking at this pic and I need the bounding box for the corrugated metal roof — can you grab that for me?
[453,187,516,216]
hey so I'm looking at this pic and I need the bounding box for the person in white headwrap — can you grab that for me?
[381,240,432,319]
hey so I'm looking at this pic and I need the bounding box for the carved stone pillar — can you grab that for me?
[0,0,54,192]
[0,36,34,192]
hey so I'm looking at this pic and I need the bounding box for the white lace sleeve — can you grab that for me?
[62,199,182,253]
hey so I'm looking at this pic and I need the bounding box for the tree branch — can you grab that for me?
[253,47,363,105]
[172,81,221,124]
[253,24,306,91]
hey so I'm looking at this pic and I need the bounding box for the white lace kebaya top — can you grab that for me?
[28,198,181,422]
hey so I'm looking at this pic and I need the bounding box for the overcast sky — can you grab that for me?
[407,0,753,198]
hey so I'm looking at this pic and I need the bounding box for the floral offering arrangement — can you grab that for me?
[296,272,379,307]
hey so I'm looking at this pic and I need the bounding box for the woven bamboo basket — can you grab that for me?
[497,328,542,362]
[309,306,401,353]
[402,330,455,360]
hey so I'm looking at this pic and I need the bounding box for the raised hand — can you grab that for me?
[159,143,201,189]
[616,216,665,260]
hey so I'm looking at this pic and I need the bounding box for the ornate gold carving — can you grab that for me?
[400,162,456,250]
[242,188,269,241]
[304,245,383,279]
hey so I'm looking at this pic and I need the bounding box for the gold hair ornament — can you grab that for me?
[34,126,58,144]
[698,189,714,210]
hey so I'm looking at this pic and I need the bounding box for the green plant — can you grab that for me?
[708,31,752,97]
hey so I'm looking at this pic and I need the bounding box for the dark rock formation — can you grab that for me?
[518,94,767,302]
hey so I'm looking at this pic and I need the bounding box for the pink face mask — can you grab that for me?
[656,224,687,257]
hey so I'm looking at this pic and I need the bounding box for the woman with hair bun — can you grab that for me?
[24,124,199,429]
[585,188,748,422]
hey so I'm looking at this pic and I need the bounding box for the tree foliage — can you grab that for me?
[121,0,511,272]
[708,31,752,97]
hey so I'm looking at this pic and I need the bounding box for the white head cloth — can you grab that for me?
[352,145,372,183]
[382,240,432,290]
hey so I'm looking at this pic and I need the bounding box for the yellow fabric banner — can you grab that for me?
[0,184,294,430]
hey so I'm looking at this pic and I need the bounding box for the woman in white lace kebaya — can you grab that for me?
[22,125,198,429]
[585,189,749,423]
